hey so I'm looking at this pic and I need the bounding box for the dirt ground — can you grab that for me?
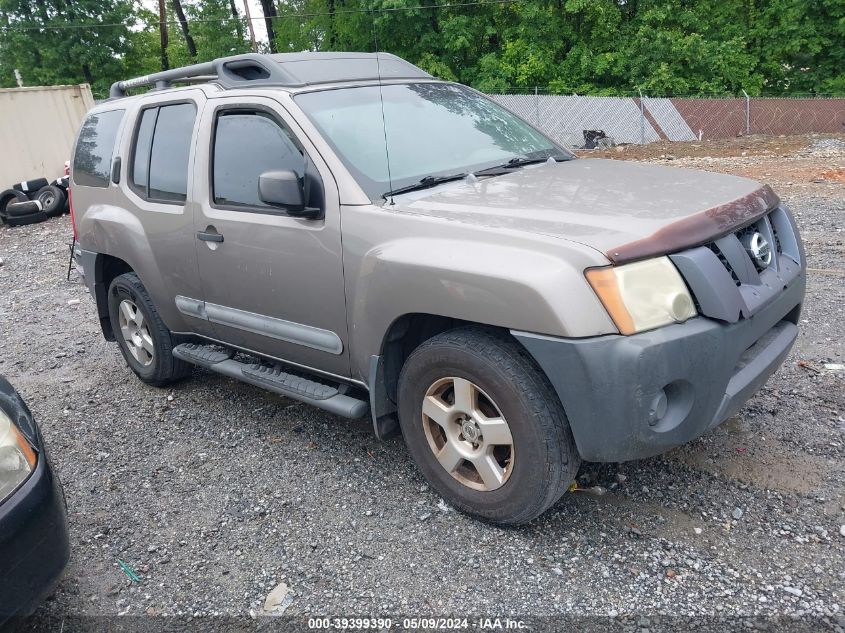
[1,133,843,631]
[587,133,845,183]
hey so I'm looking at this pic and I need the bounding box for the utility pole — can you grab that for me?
[242,0,258,53]
[158,0,169,71]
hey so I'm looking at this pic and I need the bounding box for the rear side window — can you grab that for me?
[130,102,196,203]
[212,111,305,209]
[131,109,157,191]
[73,109,125,188]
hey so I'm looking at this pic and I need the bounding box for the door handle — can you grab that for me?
[111,157,121,184]
[197,229,224,243]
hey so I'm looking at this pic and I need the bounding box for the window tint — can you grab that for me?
[213,111,305,208]
[73,109,125,188]
[131,108,157,192]
[147,103,196,202]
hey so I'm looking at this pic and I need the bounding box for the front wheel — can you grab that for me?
[107,272,191,386]
[397,327,580,525]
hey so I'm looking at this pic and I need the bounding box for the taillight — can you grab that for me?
[68,187,77,240]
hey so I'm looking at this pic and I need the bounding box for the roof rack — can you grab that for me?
[109,52,432,99]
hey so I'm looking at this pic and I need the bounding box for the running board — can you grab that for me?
[173,343,369,419]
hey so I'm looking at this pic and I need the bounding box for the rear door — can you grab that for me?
[116,91,212,337]
[188,94,350,378]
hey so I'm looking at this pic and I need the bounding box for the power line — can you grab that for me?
[0,0,521,32]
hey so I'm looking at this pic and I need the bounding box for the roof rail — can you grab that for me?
[109,52,433,99]
[109,53,304,98]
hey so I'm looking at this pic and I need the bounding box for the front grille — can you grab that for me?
[671,205,802,323]
[706,242,741,286]
[707,242,742,286]
[709,206,796,282]
[770,219,783,255]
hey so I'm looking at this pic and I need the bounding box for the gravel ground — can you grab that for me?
[1,135,843,631]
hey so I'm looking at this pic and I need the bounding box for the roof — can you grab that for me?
[109,52,432,98]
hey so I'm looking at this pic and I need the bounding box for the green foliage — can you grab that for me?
[173,0,251,65]
[0,0,145,96]
[1,0,843,97]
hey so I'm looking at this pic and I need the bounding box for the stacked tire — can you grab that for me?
[0,177,69,227]
[3,199,46,227]
[0,189,28,226]
[34,185,66,217]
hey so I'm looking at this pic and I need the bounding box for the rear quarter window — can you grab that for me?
[129,102,197,203]
[72,109,125,188]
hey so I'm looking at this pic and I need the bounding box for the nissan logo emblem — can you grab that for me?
[742,231,772,268]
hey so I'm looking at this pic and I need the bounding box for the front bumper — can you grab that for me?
[0,399,70,626]
[513,271,805,462]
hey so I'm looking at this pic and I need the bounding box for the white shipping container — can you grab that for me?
[0,84,95,186]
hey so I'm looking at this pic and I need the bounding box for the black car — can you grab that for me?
[0,375,69,628]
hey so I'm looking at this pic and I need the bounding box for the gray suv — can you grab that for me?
[70,53,805,524]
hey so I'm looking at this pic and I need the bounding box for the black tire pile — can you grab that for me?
[0,176,70,227]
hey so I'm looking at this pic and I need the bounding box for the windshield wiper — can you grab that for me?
[475,155,571,176]
[382,155,571,199]
[383,173,467,198]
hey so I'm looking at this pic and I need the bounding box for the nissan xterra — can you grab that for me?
[70,53,805,524]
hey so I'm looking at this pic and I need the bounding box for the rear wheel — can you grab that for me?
[397,327,580,525]
[107,272,191,386]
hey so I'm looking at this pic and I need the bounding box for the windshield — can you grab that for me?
[295,83,571,200]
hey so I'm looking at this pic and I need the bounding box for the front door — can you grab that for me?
[188,95,350,378]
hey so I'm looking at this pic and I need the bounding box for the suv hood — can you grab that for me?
[392,158,778,263]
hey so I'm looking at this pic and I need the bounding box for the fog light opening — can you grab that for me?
[648,390,669,426]
[648,380,695,433]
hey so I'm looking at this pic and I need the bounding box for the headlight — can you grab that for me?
[0,408,37,502]
[586,256,697,335]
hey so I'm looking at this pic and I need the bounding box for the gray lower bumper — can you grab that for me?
[513,274,805,462]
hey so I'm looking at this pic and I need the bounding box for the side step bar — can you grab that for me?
[173,343,369,419]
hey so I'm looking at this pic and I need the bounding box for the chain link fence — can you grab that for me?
[488,92,845,148]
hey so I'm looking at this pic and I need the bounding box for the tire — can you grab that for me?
[13,178,49,196]
[397,327,580,525]
[34,185,66,217]
[5,211,47,227]
[0,189,28,221]
[4,200,47,227]
[107,272,192,386]
[4,199,40,217]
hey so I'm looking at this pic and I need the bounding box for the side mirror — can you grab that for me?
[258,170,305,213]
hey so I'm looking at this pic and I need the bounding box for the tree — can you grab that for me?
[1,0,843,97]
[183,0,250,60]
[0,0,145,96]
[258,0,277,53]
[157,0,169,70]
[171,0,197,59]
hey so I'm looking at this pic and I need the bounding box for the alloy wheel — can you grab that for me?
[421,376,514,491]
[118,299,154,366]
